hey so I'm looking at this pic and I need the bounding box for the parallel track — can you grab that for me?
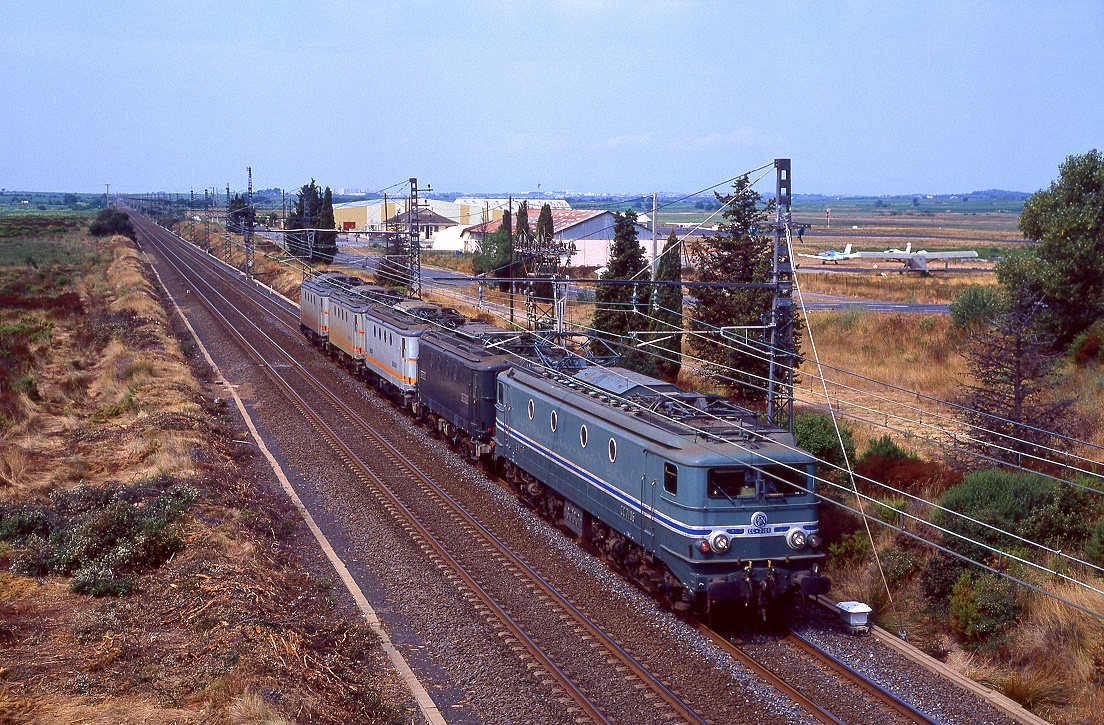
[131,212,708,725]
[132,210,946,725]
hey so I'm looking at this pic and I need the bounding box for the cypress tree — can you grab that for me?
[536,203,554,244]
[651,230,683,381]
[514,202,533,248]
[315,186,337,263]
[593,210,654,373]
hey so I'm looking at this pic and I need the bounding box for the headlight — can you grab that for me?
[807,533,823,549]
[710,532,731,554]
[786,529,808,550]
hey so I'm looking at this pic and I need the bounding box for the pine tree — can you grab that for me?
[315,187,337,263]
[593,211,654,373]
[651,230,683,381]
[958,286,1073,467]
[689,176,793,407]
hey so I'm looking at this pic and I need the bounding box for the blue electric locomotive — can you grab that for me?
[493,363,829,619]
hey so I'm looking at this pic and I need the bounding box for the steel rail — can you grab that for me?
[135,214,708,725]
[784,629,941,725]
[134,217,612,725]
[688,621,847,725]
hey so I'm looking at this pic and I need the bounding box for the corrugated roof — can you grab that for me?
[465,208,607,236]
[383,208,457,227]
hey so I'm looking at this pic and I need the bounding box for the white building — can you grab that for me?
[465,209,657,269]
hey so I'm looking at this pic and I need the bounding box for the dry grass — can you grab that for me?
[0,228,407,723]
[797,310,966,454]
[227,689,291,725]
[0,445,31,488]
[999,583,1104,722]
[795,271,999,304]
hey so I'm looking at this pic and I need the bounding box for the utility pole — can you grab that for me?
[407,177,421,298]
[189,189,195,243]
[651,191,659,305]
[105,184,110,206]
[244,167,255,280]
[224,184,232,260]
[766,158,795,432]
[204,189,210,252]
[508,195,514,326]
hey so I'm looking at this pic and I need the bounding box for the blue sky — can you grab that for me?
[2,1,1102,196]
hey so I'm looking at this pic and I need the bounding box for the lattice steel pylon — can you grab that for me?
[223,184,232,259]
[766,158,796,432]
[515,204,574,334]
[244,167,255,279]
[407,177,421,298]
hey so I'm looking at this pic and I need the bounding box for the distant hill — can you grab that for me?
[964,189,1031,199]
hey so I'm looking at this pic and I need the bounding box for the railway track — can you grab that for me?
[131,213,708,725]
[130,210,949,725]
[691,621,941,725]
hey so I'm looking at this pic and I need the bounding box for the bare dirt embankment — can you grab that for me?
[0,228,407,724]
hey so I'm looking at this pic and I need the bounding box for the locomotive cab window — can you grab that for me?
[663,463,677,495]
[761,465,810,497]
[497,383,505,404]
[707,468,755,499]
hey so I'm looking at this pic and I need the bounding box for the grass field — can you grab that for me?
[795,271,1000,304]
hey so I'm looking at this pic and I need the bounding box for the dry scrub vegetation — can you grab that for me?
[802,310,1104,723]
[0,230,406,724]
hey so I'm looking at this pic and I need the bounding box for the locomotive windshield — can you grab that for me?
[707,468,754,499]
[761,464,810,497]
[708,465,810,499]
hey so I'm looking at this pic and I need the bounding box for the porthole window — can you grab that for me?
[550,410,558,431]
[580,425,588,448]
[608,438,617,462]
[527,399,535,420]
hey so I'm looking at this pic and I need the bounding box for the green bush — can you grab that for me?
[949,570,1021,648]
[874,495,908,527]
[949,285,1003,329]
[1086,518,1104,568]
[88,208,136,241]
[828,530,872,566]
[861,434,915,462]
[2,477,195,596]
[920,553,968,603]
[935,469,1095,561]
[1070,319,1104,365]
[794,412,856,469]
[881,546,920,585]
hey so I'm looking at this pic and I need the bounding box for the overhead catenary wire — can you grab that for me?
[556,283,1104,490]
[140,171,1104,619]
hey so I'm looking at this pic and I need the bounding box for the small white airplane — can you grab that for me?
[797,243,855,264]
[852,243,979,272]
